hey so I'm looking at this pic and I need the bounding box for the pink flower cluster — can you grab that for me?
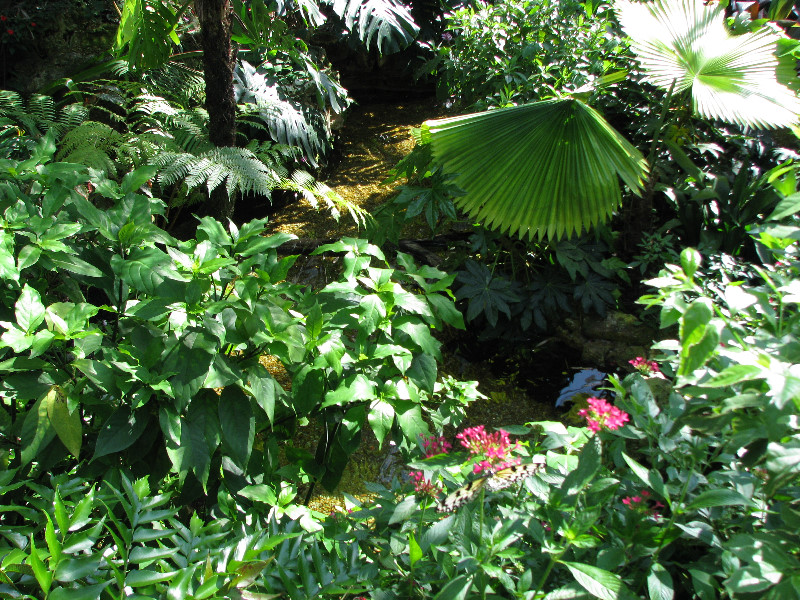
[421,434,452,458]
[456,425,520,474]
[622,489,664,519]
[629,356,660,375]
[578,397,630,432]
[408,470,441,498]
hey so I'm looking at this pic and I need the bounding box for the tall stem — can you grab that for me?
[647,79,677,167]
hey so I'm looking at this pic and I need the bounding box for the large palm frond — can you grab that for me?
[616,0,800,128]
[426,99,648,240]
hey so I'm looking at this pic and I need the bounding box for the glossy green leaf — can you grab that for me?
[28,536,52,595]
[45,387,82,458]
[561,561,633,600]
[93,407,149,461]
[685,489,751,510]
[648,563,674,600]
[368,399,394,448]
[219,387,255,470]
[20,394,56,466]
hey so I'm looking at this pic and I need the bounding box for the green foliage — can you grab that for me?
[114,0,185,70]
[324,241,800,598]
[0,470,371,598]
[426,98,648,241]
[617,0,800,129]
[326,0,419,54]
[0,151,468,505]
[428,0,629,109]
[453,235,626,336]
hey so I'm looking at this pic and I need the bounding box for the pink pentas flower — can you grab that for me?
[408,470,441,499]
[629,356,660,375]
[456,426,519,459]
[622,489,664,519]
[578,397,629,432]
[421,434,451,457]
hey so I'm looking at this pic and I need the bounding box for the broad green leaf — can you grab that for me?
[409,531,423,566]
[704,365,764,387]
[20,394,56,467]
[426,98,647,241]
[395,319,441,358]
[432,574,472,600]
[45,253,104,278]
[359,294,386,335]
[93,407,149,461]
[685,489,751,510]
[558,434,601,500]
[45,386,82,458]
[648,563,674,600]
[124,568,178,587]
[561,561,634,600]
[426,293,465,329]
[53,555,105,583]
[238,484,278,505]
[368,399,394,448]
[49,582,114,599]
[622,452,668,504]
[389,496,420,525]
[16,284,46,333]
[617,0,800,129]
[322,374,376,408]
[219,387,255,470]
[407,353,437,392]
[28,537,52,595]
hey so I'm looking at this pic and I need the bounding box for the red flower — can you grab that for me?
[6,29,13,35]
[30,22,35,27]
[0,16,6,22]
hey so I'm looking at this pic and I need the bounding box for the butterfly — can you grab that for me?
[437,457,546,512]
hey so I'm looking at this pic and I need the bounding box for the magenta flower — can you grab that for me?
[408,470,441,498]
[622,489,664,519]
[578,397,629,432]
[455,425,521,474]
[629,356,660,375]
[421,434,452,458]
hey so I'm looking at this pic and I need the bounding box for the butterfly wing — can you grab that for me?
[437,476,489,512]
[484,460,544,492]
[437,458,545,512]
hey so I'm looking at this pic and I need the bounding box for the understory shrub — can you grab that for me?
[0,135,473,514]
[322,244,800,598]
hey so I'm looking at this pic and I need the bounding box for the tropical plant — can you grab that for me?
[425,0,629,110]
[0,143,469,509]
[112,0,419,218]
[0,470,373,598]
[421,0,800,241]
[322,239,800,598]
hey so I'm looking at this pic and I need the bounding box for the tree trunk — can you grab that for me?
[196,0,237,220]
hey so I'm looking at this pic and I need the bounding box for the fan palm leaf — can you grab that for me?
[616,0,800,128]
[426,99,648,240]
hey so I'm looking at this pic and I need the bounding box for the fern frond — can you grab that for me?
[143,62,205,107]
[153,146,287,200]
[283,169,369,227]
[56,121,124,176]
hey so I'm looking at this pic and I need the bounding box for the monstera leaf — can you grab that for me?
[616,0,800,129]
[426,99,648,241]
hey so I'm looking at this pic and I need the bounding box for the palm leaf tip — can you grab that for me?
[616,0,800,129]
[426,99,648,241]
